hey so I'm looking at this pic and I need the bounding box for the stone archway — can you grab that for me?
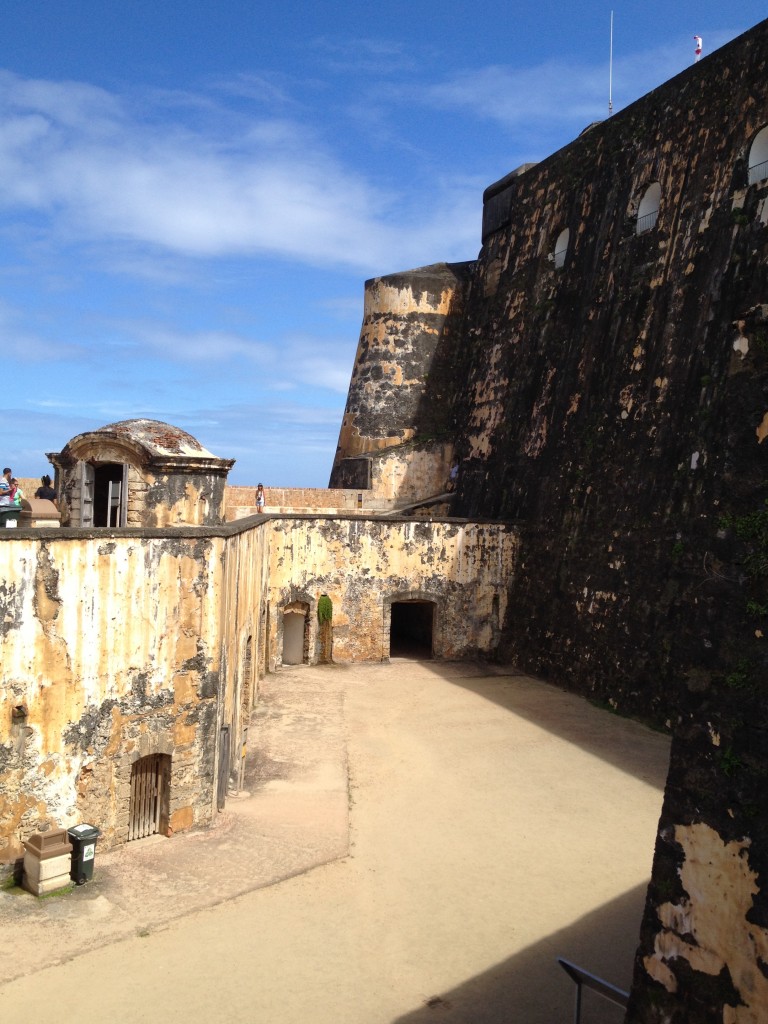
[282,602,310,665]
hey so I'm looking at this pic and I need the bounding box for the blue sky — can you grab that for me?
[2,2,765,486]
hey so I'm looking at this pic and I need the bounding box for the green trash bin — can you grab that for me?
[67,824,101,884]
[0,505,21,528]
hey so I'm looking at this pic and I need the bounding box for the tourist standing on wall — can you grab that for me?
[35,474,57,503]
[0,468,11,506]
[256,483,266,513]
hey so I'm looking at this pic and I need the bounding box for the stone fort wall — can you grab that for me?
[0,513,512,863]
[326,19,768,1020]
[348,20,768,1022]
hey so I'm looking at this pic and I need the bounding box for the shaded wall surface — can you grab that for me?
[435,20,768,1024]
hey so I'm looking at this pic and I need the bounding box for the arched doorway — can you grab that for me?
[390,600,435,659]
[128,753,170,841]
[282,604,309,665]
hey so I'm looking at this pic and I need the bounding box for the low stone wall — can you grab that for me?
[267,516,517,665]
[225,486,363,519]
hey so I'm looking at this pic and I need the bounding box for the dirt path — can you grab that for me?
[0,661,669,1023]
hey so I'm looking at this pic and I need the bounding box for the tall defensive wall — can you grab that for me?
[332,18,768,1021]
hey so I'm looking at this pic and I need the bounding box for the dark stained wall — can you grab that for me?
[451,21,768,716]
[442,20,768,1022]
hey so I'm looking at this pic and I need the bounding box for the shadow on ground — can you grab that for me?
[392,883,646,1024]
[399,659,671,788]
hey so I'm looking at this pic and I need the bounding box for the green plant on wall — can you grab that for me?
[317,594,333,664]
[718,746,742,777]
[317,594,333,623]
[721,500,768,579]
[724,658,756,691]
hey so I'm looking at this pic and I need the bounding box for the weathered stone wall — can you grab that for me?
[433,20,768,1023]
[0,510,511,863]
[330,262,474,480]
[267,517,517,665]
[225,485,363,519]
[0,518,272,862]
[451,25,768,716]
[0,530,226,860]
[217,521,270,790]
[367,441,455,504]
[141,470,228,528]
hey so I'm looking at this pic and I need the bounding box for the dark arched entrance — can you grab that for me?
[390,600,435,659]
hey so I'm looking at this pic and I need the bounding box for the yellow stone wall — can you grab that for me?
[267,517,517,665]
[1,513,512,861]
[0,523,270,861]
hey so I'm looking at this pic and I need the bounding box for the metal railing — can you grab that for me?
[636,208,659,234]
[557,958,629,1024]
[748,159,768,185]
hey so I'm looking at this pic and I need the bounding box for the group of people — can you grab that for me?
[0,467,23,507]
[0,468,57,508]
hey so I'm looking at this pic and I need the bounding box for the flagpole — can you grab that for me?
[609,11,614,116]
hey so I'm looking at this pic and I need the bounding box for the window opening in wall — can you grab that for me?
[636,182,660,234]
[217,726,230,811]
[262,604,270,676]
[93,463,128,526]
[243,633,254,711]
[390,600,435,659]
[551,228,569,269]
[283,610,307,665]
[748,126,768,185]
[128,753,170,841]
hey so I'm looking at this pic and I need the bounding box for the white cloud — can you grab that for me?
[281,343,356,394]
[420,31,745,145]
[0,299,85,361]
[126,323,276,364]
[0,69,479,277]
[308,35,419,76]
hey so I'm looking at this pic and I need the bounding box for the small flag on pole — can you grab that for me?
[694,35,703,62]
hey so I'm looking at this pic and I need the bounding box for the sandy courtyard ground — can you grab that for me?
[0,661,669,1023]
